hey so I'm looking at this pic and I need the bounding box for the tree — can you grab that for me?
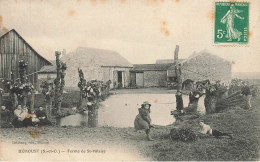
[40,77,54,119]
[54,51,67,117]
[174,45,184,113]
[77,69,109,127]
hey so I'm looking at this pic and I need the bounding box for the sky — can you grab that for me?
[0,0,259,72]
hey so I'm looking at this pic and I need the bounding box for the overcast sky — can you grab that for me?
[0,0,259,72]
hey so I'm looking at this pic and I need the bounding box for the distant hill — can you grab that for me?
[232,72,260,79]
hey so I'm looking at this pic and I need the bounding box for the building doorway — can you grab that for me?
[136,73,144,87]
[118,71,123,88]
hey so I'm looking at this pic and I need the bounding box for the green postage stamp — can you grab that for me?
[214,2,249,44]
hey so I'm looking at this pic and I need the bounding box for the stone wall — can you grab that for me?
[182,54,232,82]
[144,71,167,87]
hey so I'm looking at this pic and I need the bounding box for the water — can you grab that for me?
[59,93,205,127]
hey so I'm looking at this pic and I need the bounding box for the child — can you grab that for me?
[199,120,233,139]
[134,101,154,141]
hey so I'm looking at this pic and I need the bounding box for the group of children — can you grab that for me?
[0,105,52,128]
[134,101,233,141]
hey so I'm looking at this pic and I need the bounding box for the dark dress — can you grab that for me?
[134,108,151,130]
[0,109,12,128]
[36,110,52,126]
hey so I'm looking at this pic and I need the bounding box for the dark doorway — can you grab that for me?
[118,71,123,88]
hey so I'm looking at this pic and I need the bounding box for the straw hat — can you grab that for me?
[142,101,151,106]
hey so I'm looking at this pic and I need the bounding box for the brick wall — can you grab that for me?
[144,71,167,87]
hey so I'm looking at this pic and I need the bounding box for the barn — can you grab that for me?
[131,50,233,88]
[38,47,133,90]
[130,64,172,87]
[0,29,52,89]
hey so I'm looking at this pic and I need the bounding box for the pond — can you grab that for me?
[59,93,205,127]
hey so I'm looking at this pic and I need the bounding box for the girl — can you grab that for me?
[134,101,154,141]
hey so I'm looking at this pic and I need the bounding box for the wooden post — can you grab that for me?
[174,45,184,113]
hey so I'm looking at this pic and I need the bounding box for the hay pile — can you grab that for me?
[169,127,198,142]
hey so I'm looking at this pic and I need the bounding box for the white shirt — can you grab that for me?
[200,124,213,135]
[14,109,22,118]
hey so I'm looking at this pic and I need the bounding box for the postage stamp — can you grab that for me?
[214,2,249,44]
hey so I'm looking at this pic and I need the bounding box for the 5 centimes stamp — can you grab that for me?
[214,2,249,44]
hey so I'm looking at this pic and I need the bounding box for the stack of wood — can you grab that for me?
[204,84,228,114]
[205,79,257,113]
[216,91,249,111]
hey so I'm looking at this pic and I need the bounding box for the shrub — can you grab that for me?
[169,127,198,142]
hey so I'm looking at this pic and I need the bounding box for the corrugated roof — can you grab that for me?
[131,63,173,71]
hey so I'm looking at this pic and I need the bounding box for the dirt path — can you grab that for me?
[0,126,171,161]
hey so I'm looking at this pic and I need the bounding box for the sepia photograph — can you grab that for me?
[0,0,259,161]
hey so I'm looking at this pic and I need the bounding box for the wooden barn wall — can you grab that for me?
[0,30,50,88]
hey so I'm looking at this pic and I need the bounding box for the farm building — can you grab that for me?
[0,29,52,89]
[167,50,234,82]
[38,47,133,89]
[131,50,233,88]
[130,64,173,87]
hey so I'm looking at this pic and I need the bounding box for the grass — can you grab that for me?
[149,96,260,161]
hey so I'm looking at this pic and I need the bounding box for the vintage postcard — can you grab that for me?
[0,0,259,161]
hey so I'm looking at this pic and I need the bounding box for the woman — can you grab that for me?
[134,101,154,141]
[12,105,24,127]
[21,106,33,127]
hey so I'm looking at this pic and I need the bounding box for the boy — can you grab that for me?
[199,120,233,139]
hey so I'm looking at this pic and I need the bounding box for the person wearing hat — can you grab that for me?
[134,101,154,141]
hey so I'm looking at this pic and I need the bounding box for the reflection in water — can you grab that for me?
[59,94,205,127]
[59,111,88,126]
